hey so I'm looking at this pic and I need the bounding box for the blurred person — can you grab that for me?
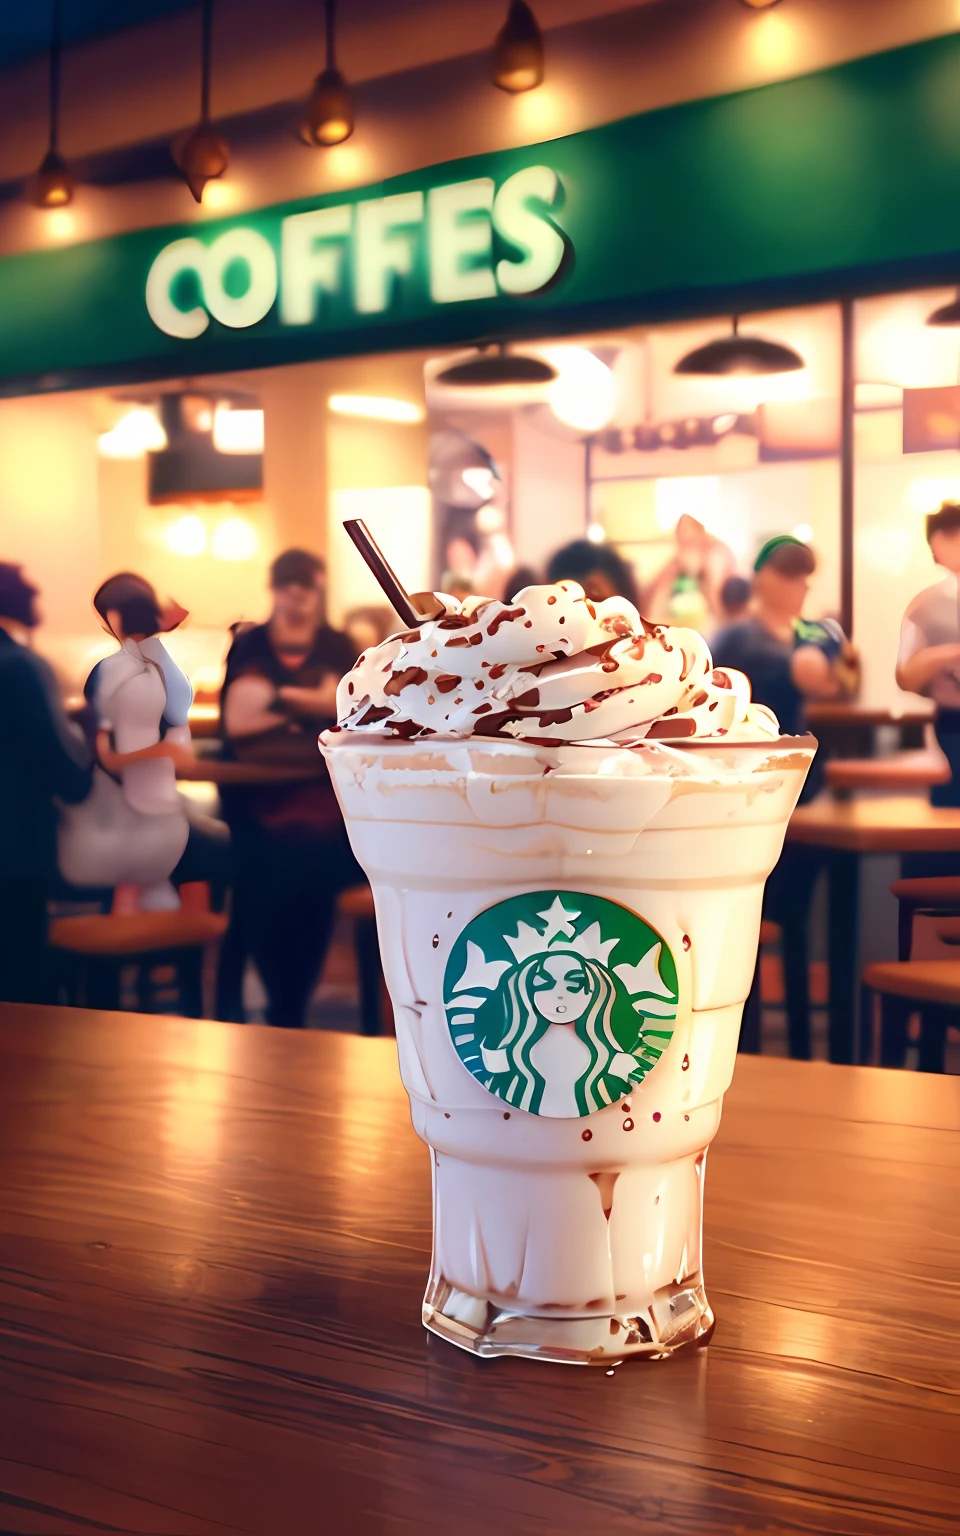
[896,501,960,808]
[717,574,751,625]
[58,573,195,913]
[502,564,539,602]
[0,564,91,1003]
[713,536,859,1059]
[546,540,641,609]
[218,548,359,1029]
[645,514,737,630]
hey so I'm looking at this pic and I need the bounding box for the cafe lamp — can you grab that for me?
[674,316,804,376]
[302,0,354,146]
[30,0,74,209]
[491,2,545,94]
[172,0,230,203]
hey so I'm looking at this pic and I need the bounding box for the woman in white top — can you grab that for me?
[59,573,194,910]
[897,501,960,809]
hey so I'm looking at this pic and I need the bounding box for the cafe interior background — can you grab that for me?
[5,0,960,1038]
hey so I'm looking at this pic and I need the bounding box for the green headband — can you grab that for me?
[754,535,807,572]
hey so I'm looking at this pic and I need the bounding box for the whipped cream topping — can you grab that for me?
[334,582,780,744]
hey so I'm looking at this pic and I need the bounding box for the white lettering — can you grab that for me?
[145,238,210,338]
[280,205,352,325]
[428,178,496,304]
[354,192,424,314]
[202,228,277,329]
[493,166,565,296]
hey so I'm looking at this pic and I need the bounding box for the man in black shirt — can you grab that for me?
[219,549,359,1028]
[713,537,858,1058]
[0,565,91,1003]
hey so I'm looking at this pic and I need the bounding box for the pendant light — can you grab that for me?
[674,316,804,376]
[927,290,960,326]
[738,1,784,8]
[302,0,354,147]
[30,0,74,208]
[436,344,556,387]
[491,2,544,94]
[172,0,229,203]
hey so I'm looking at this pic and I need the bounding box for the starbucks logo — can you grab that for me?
[443,892,678,1118]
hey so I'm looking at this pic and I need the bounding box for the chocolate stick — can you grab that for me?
[343,520,445,625]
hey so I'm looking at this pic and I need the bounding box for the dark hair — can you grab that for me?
[926,501,960,542]
[93,572,162,637]
[0,563,39,627]
[755,538,816,579]
[719,575,751,612]
[270,548,325,590]
[545,540,641,608]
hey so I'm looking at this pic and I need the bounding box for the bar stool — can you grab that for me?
[336,884,393,1037]
[862,952,960,1073]
[889,876,960,960]
[49,883,227,1016]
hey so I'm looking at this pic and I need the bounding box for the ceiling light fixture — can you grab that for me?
[328,394,425,423]
[302,0,354,146]
[491,2,545,94]
[98,407,168,459]
[926,289,960,326]
[213,405,265,453]
[172,0,230,203]
[738,0,784,9]
[547,348,616,433]
[30,0,74,208]
[436,345,556,387]
[674,316,804,376]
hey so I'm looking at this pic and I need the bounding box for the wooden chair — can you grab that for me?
[862,951,960,1072]
[336,884,393,1037]
[889,876,960,960]
[49,883,227,1017]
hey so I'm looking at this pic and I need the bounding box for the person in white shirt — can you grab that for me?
[897,501,960,809]
[59,573,195,911]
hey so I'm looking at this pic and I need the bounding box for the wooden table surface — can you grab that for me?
[787,794,960,853]
[0,1006,957,1536]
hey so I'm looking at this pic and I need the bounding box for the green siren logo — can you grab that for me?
[443,892,678,1118]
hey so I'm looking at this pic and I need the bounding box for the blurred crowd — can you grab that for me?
[0,514,861,1038]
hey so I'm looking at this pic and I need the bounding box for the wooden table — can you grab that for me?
[0,1005,957,1536]
[787,797,960,1065]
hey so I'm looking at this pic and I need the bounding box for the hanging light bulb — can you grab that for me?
[172,0,229,203]
[491,2,544,94]
[302,0,354,146]
[29,0,74,208]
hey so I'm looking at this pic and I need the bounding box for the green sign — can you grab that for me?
[443,892,678,1118]
[4,34,960,393]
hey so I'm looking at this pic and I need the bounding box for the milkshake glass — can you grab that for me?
[321,729,813,1364]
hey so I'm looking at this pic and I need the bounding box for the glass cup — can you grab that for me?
[321,732,813,1364]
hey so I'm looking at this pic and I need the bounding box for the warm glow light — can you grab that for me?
[511,83,569,139]
[212,516,258,561]
[586,522,606,544]
[46,209,76,241]
[199,179,241,213]
[165,514,207,557]
[328,393,425,423]
[322,142,374,186]
[907,478,960,516]
[745,10,799,70]
[98,407,167,458]
[792,522,814,543]
[545,348,616,433]
[212,405,264,453]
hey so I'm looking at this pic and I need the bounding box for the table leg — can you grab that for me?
[827,850,859,1064]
